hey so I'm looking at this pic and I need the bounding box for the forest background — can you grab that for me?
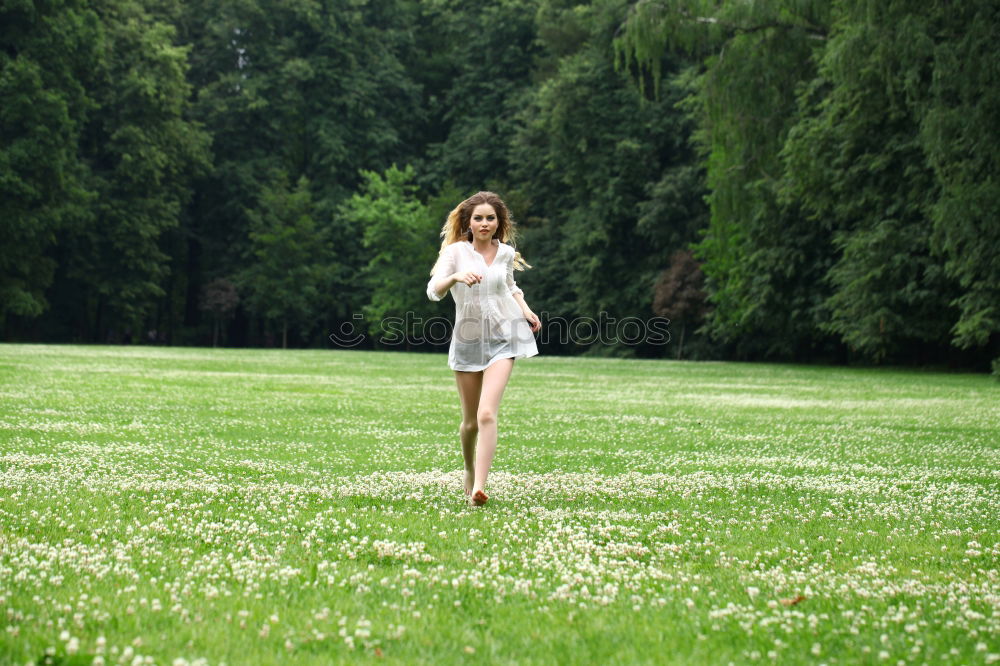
[2,0,997,373]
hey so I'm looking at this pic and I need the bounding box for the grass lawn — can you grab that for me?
[0,343,998,665]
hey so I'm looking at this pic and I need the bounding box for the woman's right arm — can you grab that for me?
[427,245,483,300]
[428,273,458,301]
[427,245,458,301]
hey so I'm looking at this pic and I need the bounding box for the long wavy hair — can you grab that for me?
[429,191,532,275]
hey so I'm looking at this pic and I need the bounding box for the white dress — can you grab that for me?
[426,239,539,371]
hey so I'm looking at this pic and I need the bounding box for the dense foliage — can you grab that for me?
[618,0,999,370]
[2,0,997,371]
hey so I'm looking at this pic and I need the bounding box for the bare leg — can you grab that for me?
[472,358,515,499]
[454,369,483,495]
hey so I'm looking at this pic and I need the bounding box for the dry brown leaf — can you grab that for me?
[780,595,807,606]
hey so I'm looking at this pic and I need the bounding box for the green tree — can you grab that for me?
[510,0,705,357]
[618,0,836,359]
[411,0,540,193]
[0,0,99,329]
[619,0,1000,368]
[780,3,958,362]
[919,0,1000,362]
[176,0,420,290]
[234,173,330,349]
[342,165,438,348]
[56,0,209,341]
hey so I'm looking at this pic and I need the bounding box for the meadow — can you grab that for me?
[0,343,997,665]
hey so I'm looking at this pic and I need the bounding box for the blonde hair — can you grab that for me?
[429,191,532,275]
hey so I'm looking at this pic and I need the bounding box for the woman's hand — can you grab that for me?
[452,271,483,288]
[523,310,541,333]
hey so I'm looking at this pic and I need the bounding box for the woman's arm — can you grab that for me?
[427,245,458,302]
[428,273,458,301]
[506,251,540,331]
[512,291,530,316]
[512,292,541,333]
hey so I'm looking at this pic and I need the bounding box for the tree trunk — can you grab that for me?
[676,322,686,360]
[282,320,288,349]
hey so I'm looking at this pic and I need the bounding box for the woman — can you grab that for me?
[426,191,541,506]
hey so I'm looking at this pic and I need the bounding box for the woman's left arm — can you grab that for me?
[507,250,540,332]
[512,292,541,333]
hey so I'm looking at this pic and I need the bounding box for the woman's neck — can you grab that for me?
[470,237,497,252]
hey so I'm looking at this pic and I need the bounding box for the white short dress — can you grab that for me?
[426,239,539,371]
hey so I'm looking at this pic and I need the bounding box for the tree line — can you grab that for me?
[2,0,997,372]
[619,0,999,372]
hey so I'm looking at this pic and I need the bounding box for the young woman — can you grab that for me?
[426,191,541,506]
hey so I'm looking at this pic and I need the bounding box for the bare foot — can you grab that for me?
[464,469,475,496]
[470,489,489,507]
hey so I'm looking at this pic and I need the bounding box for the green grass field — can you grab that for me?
[1,344,998,665]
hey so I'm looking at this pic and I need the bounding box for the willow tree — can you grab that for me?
[507,0,705,360]
[779,1,961,362]
[618,0,999,369]
[617,0,834,360]
[918,0,1000,369]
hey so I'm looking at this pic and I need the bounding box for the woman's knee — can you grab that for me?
[461,420,479,435]
[476,408,497,428]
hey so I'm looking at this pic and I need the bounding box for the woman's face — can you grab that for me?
[469,204,498,240]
